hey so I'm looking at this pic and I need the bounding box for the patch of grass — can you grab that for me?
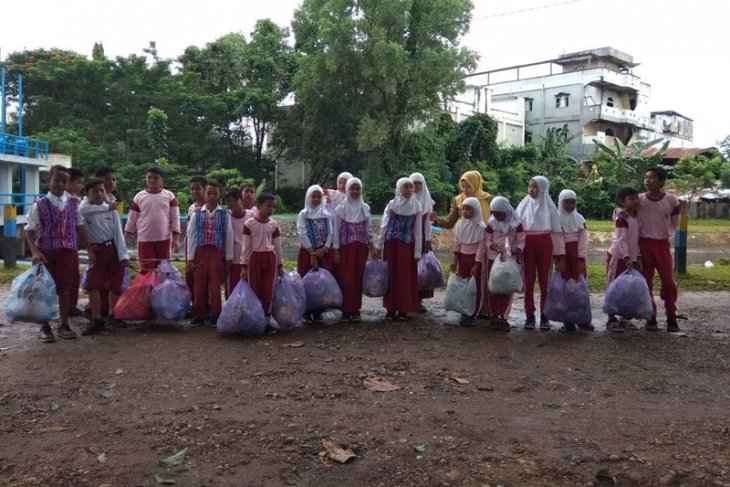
[0,264,31,285]
[587,218,730,234]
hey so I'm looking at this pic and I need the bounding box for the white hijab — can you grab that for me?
[337,172,353,188]
[335,177,370,222]
[301,184,330,219]
[409,172,433,214]
[389,177,421,216]
[454,197,486,244]
[516,176,561,232]
[488,196,521,234]
[558,189,586,233]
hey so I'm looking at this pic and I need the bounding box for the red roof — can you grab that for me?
[642,147,716,159]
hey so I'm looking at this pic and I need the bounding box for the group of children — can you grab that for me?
[23,163,682,342]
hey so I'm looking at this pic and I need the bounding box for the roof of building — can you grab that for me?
[556,47,638,69]
[643,147,717,159]
[650,110,694,121]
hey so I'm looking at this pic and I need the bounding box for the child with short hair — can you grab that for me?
[450,197,486,327]
[638,166,682,332]
[124,166,181,272]
[377,177,423,321]
[79,178,130,335]
[606,186,641,332]
[241,183,258,216]
[240,193,284,319]
[186,182,234,325]
[483,196,525,332]
[65,168,85,317]
[225,189,249,297]
[410,172,434,311]
[95,167,118,204]
[185,176,207,300]
[332,177,377,322]
[25,165,96,342]
[515,176,564,330]
[324,172,353,212]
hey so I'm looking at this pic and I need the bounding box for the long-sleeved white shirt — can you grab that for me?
[25,192,84,231]
[186,205,234,261]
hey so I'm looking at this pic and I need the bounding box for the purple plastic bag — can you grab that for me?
[302,267,342,311]
[272,271,307,330]
[151,279,191,320]
[157,260,181,283]
[418,251,445,291]
[544,273,592,324]
[602,268,653,319]
[121,267,130,294]
[217,280,267,335]
[362,260,388,298]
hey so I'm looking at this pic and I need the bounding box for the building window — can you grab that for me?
[555,93,569,108]
[525,98,533,112]
[605,128,614,137]
[525,132,533,144]
[606,96,614,108]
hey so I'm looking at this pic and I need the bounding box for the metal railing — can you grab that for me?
[0,192,45,206]
[0,132,49,159]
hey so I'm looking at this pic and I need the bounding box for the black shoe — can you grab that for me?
[524,313,536,330]
[209,315,219,326]
[190,317,205,326]
[499,320,511,332]
[563,323,577,332]
[459,315,474,327]
[396,312,409,321]
[81,319,106,336]
[303,313,314,324]
[385,311,397,321]
[82,307,93,320]
[539,314,551,331]
[666,317,681,333]
[340,312,351,322]
[488,319,501,331]
[351,311,362,322]
[56,325,77,340]
[578,322,595,332]
[313,313,324,324]
[39,325,55,343]
[418,305,427,313]
[645,316,659,332]
[107,316,127,329]
[69,307,85,317]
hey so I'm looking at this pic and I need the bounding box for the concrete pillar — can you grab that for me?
[0,163,12,205]
[23,165,40,205]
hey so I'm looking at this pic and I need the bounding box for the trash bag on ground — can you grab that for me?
[217,280,267,335]
[362,260,388,298]
[151,278,191,320]
[4,264,58,323]
[302,267,343,311]
[272,271,307,330]
[488,256,523,294]
[443,273,478,316]
[113,271,159,321]
[157,260,181,283]
[544,273,592,324]
[602,268,653,320]
[418,251,445,291]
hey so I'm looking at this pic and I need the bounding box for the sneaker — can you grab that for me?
[539,314,551,331]
[190,317,205,326]
[69,306,85,317]
[395,312,409,321]
[578,322,595,332]
[645,316,660,332]
[107,316,127,329]
[459,315,474,327]
[499,320,511,332]
[313,313,324,325]
[524,313,536,330]
[385,311,397,321]
[81,319,106,336]
[56,325,77,340]
[39,325,55,343]
[563,323,577,332]
[351,311,362,322]
[666,317,681,333]
[265,324,278,335]
[340,312,351,323]
[488,319,501,331]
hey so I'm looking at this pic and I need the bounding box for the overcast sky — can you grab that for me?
[1,0,726,146]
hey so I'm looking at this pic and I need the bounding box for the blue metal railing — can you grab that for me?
[0,192,45,206]
[0,132,49,159]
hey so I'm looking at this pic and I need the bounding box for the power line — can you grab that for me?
[471,0,584,22]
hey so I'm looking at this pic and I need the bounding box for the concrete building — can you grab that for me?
[453,47,694,160]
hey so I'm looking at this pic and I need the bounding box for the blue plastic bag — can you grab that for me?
[362,260,388,298]
[157,260,182,283]
[272,271,307,330]
[151,279,191,320]
[603,268,653,320]
[544,274,592,324]
[302,267,343,311]
[217,280,267,335]
[5,264,58,324]
[418,251,445,291]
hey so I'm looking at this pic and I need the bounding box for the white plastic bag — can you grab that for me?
[443,273,478,316]
[488,256,523,294]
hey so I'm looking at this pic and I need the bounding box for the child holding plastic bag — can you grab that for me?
[410,173,434,311]
[449,197,486,327]
[483,196,525,332]
[296,185,334,323]
[515,176,565,331]
[333,178,378,322]
[376,177,423,321]
[556,189,593,331]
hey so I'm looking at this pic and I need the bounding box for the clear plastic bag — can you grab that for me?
[362,260,388,298]
[272,271,306,330]
[443,273,478,316]
[544,274,592,324]
[302,267,343,311]
[488,256,523,294]
[113,271,159,321]
[602,268,653,319]
[418,251,445,291]
[4,264,58,324]
[217,280,267,335]
[151,279,191,320]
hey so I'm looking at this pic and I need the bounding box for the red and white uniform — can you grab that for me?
[242,217,283,315]
[125,189,180,271]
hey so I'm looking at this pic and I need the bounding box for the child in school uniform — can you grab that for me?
[515,176,564,330]
[65,168,85,317]
[25,165,96,342]
[409,172,434,312]
[450,197,486,327]
[241,183,258,217]
[332,177,377,322]
[324,172,353,212]
[79,178,130,336]
[377,177,423,321]
[124,166,181,273]
[241,193,284,318]
[225,189,252,297]
[606,186,642,332]
[185,176,207,305]
[186,182,234,325]
[483,196,525,332]
[638,166,682,333]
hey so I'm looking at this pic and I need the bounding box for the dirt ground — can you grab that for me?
[1,288,730,487]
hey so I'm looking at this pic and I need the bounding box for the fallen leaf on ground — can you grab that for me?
[97,452,108,463]
[414,444,427,453]
[49,402,60,412]
[282,341,305,348]
[159,448,188,467]
[155,473,176,484]
[322,438,355,463]
[38,426,69,433]
[451,377,470,384]
[115,368,126,375]
[100,390,113,398]
[363,378,402,392]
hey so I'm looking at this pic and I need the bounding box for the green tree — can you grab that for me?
[92,42,105,61]
[718,134,730,161]
[666,152,727,202]
[146,108,169,161]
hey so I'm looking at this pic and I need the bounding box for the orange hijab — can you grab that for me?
[454,170,492,223]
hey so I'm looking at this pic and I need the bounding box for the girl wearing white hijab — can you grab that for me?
[376,177,423,320]
[325,171,353,212]
[450,197,486,326]
[484,196,526,331]
[332,178,376,321]
[409,172,435,309]
[515,176,566,330]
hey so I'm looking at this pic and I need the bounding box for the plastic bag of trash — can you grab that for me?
[362,260,388,298]
[272,271,307,330]
[544,274,592,324]
[488,256,523,294]
[113,271,159,321]
[418,251,445,291]
[602,268,653,319]
[4,264,58,324]
[151,278,191,320]
[443,273,478,316]
[217,280,267,335]
[157,260,182,283]
[302,267,343,311]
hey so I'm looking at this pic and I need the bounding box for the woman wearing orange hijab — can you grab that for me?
[430,170,492,228]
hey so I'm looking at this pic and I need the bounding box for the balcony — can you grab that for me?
[585,68,643,92]
[0,133,50,166]
[585,105,652,129]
